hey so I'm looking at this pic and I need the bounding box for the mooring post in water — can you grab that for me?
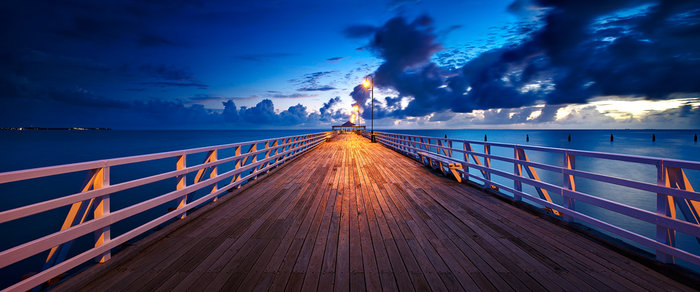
[526,134,529,142]
[695,133,697,142]
[610,134,614,142]
[652,134,655,142]
[568,134,571,142]
[484,134,487,142]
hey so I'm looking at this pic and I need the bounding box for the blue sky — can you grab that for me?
[1,0,699,129]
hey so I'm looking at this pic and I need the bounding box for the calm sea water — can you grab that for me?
[0,129,699,287]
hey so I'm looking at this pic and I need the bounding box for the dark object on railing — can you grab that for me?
[484,134,487,142]
[652,134,656,142]
[610,134,614,142]
[568,134,571,142]
[526,134,529,142]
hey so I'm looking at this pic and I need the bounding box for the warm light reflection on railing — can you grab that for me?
[0,131,336,291]
[365,130,700,268]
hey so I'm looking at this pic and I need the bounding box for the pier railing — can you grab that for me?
[368,131,700,268]
[0,131,334,291]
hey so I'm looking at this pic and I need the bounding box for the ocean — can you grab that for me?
[0,129,699,287]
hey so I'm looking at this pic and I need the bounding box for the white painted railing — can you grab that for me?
[0,131,335,291]
[367,131,700,268]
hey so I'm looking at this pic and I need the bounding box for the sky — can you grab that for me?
[1,0,699,129]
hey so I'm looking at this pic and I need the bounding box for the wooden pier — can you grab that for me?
[51,134,693,291]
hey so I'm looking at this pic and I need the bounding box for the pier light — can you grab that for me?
[362,75,375,142]
[352,104,361,126]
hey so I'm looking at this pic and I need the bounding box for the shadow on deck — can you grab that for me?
[55,133,694,291]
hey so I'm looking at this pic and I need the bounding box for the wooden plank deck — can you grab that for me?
[55,133,694,291]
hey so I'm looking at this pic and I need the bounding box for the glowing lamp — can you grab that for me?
[362,79,371,88]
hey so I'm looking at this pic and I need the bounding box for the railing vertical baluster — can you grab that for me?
[484,144,492,184]
[268,140,279,172]
[514,147,523,202]
[231,146,242,188]
[562,152,575,222]
[462,142,469,182]
[404,135,409,153]
[209,150,219,202]
[93,166,111,262]
[656,161,676,263]
[250,143,259,179]
[446,140,453,158]
[176,154,187,219]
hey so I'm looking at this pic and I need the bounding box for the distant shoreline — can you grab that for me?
[0,127,111,131]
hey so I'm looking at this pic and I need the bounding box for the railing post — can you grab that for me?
[562,152,575,222]
[93,166,110,263]
[176,154,187,219]
[656,161,676,263]
[513,147,523,202]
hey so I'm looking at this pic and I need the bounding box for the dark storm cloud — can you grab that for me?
[356,1,700,119]
[349,84,370,110]
[0,88,330,128]
[368,15,441,87]
[222,99,317,125]
[318,96,345,122]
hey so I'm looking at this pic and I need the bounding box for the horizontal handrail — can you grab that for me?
[0,132,330,184]
[0,136,317,223]
[377,135,700,201]
[369,130,700,268]
[371,131,700,170]
[0,131,335,291]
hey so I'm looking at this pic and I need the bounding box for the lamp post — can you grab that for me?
[362,76,375,142]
